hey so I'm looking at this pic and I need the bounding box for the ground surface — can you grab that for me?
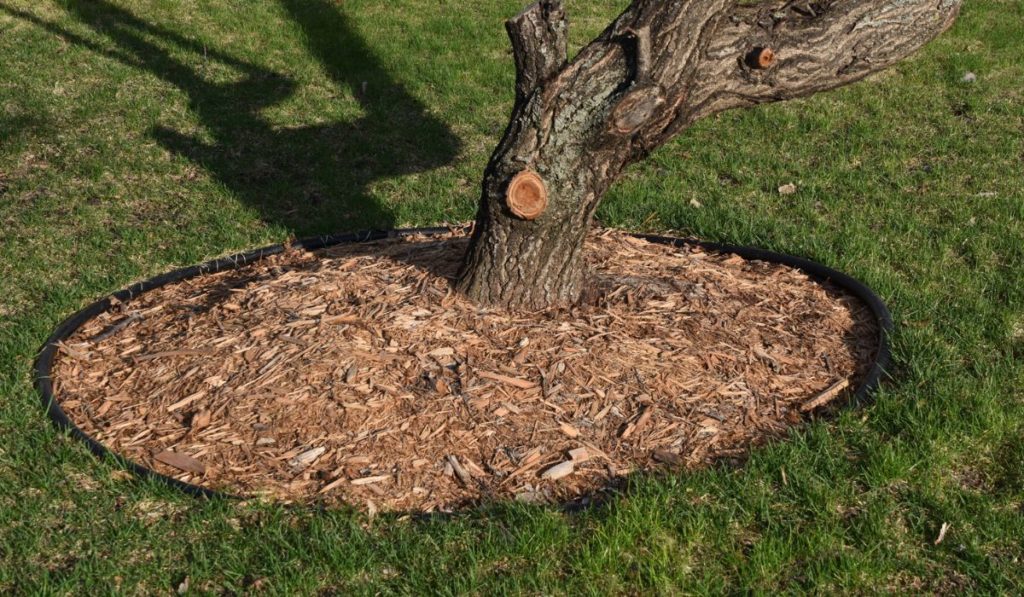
[0,0,1021,593]
[51,231,875,510]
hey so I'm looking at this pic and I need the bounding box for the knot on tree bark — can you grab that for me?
[610,85,667,136]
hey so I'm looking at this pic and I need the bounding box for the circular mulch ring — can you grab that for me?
[36,227,890,513]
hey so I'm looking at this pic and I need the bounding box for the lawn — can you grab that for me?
[1,0,1022,593]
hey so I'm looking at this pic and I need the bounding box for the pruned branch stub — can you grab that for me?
[506,170,548,220]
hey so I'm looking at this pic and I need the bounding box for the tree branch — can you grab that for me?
[506,1,569,104]
[683,0,963,124]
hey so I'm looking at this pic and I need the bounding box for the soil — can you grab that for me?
[50,229,879,513]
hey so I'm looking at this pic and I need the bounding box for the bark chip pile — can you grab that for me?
[52,230,878,512]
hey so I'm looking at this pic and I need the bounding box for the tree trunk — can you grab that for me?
[456,0,962,310]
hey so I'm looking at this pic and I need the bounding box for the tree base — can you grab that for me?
[37,227,890,513]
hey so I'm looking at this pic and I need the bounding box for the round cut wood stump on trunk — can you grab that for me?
[506,170,549,220]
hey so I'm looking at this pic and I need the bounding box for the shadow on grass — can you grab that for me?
[0,0,461,236]
[0,114,50,146]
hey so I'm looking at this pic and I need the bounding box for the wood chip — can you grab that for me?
[154,451,206,474]
[477,370,537,389]
[191,410,212,430]
[462,457,488,477]
[620,407,653,440]
[324,314,361,325]
[568,447,589,462]
[351,475,391,486]
[289,447,326,468]
[540,460,574,481]
[166,390,206,412]
[800,379,851,412]
[447,455,473,486]
[319,476,348,494]
[559,422,581,438]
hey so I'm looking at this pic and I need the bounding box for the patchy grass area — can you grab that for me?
[1,0,1021,592]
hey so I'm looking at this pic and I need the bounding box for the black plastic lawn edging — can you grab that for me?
[34,227,894,503]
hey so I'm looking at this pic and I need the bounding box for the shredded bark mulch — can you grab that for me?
[51,230,878,512]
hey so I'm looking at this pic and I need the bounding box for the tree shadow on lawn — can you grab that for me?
[0,114,51,147]
[2,0,461,237]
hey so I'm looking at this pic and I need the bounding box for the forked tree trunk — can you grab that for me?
[456,0,961,310]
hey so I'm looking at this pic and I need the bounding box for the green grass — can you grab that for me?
[1,0,1022,592]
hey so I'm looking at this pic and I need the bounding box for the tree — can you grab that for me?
[455,0,962,310]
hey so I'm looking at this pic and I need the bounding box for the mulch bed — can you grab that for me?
[51,229,878,513]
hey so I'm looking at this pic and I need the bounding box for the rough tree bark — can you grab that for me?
[455,0,962,310]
